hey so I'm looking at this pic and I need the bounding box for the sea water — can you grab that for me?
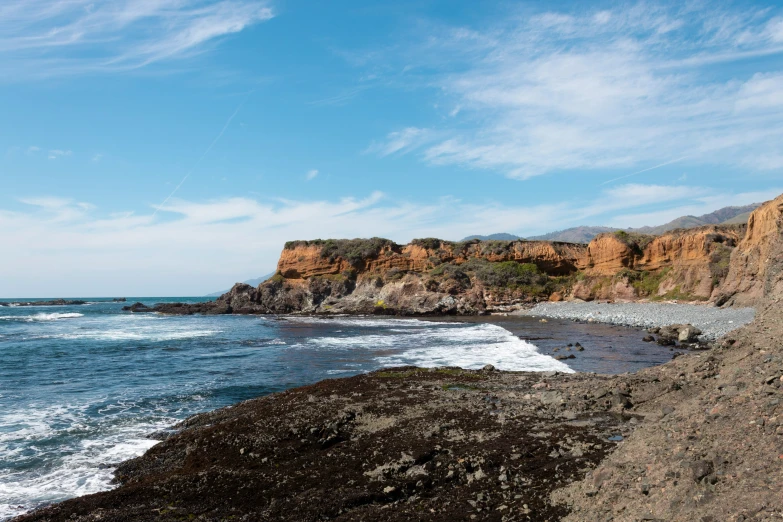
[0,298,670,520]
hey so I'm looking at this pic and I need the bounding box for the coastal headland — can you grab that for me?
[16,193,783,521]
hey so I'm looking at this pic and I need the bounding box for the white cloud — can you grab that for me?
[47,149,72,160]
[306,169,319,180]
[91,153,103,163]
[368,2,783,180]
[2,184,779,297]
[366,127,432,156]
[26,145,40,154]
[0,0,274,78]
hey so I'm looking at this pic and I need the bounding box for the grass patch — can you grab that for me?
[709,244,733,286]
[617,268,671,297]
[654,285,709,302]
[613,230,656,253]
[284,238,397,267]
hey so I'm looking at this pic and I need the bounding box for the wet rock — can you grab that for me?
[642,335,655,342]
[122,302,153,313]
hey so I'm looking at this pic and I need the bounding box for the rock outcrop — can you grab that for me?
[715,193,783,306]
[138,194,780,317]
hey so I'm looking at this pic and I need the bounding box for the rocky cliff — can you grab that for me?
[715,193,783,306]
[145,199,781,317]
[142,194,782,317]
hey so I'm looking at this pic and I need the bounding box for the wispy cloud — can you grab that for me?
[0,0,274,78]
[368,2,783,180]
[47,149,71,160]
[3,184,780,296]
[306,169,319,180]
[365,127,433,156]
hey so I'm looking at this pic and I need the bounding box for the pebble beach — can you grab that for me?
[522,301,756,340]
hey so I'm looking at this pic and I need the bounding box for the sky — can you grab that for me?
[1,0,782,297]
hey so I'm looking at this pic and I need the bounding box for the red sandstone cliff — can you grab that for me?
[715,193,783,306]
[179,193,781,316]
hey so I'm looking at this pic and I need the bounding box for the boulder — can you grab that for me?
[678,325,702,342]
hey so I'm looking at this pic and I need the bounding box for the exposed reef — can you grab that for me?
[0,299,88,307]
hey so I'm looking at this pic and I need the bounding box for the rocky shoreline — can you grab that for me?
[524,302,756,341]
[14,296,783,521]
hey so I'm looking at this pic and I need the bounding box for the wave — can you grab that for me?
[282,316,432,328]
[0,399,179,520]
[0,312,84,322]
[296,320,573,373]
[56,329,220,342]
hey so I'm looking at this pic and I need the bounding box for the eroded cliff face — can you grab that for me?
[202,219,758,316]
[716,193,783,306]
[153,195,780,317]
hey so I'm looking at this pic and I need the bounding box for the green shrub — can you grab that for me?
[479,240,513,256]
[709,244,733,285]
[463,259,547,288]
[617,268,670,296]
[613,230,655,252]
[384,268,406,282]
[284,238,397,267]
[411,238,445,251]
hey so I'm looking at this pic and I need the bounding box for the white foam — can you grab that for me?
[0,312,84,322]
[0,434,160,521]
[283,316,430,328]
[372,323,573,372]
[51,329,220,342]
[0,400,171,521]
[296,319,572,373]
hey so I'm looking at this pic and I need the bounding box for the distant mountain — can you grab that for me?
[463,203,761,244]
[461,233,523,241]
[528,226,617,244]
[206,273,275,297]
[630,204,761,236]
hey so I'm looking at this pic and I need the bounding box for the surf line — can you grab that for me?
[151,93,252,218]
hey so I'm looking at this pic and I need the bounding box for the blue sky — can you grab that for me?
[1,0,782,297]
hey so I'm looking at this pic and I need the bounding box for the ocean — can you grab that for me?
[0,298,672,520]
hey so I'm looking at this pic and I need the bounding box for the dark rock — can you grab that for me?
[642,335,655,342]
[690,460,714,482]
[657,337,676,347]
[122,302,153,313]
[9,299,87,307]
[112,298,127,302]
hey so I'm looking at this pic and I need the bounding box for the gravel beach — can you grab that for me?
[522,301,755,340]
